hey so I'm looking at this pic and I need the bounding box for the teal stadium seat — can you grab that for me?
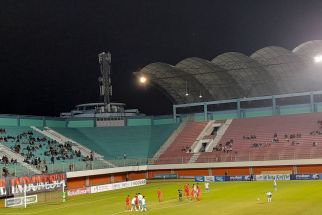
[53,124,179,161]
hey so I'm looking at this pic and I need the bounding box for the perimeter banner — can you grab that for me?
[194,176,205,182]
[5,194,38,207]
[227,176,246,181]
[255,174,290,181]
[204,176,215,182]
[291,174,320,180]
[67,187,91,197]
[0,173,66,197]
[90,179,146,194]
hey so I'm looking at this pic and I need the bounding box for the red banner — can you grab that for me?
[0,173,66,197]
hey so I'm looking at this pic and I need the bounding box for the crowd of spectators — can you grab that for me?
[181,145,192,153]
[213,139,233,153]
[283,133,302,146]
[250,142,271,148]
[309,120,322,147]
[0,128,87,174]
[1,155,17,165]
[310,120,322,136]
[242,134,270,149]
[246,131,304,149]
[1,155,18,177]
[243,135,256,140]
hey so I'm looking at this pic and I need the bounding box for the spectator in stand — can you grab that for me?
[2,167,9,177]
[90,151,94,161]
[50,156,55,164]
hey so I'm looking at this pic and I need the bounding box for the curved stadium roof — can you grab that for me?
[176,57,244,100]
[134,40,322,104]
[293,40,322,60]
[136,62,213,104]
[212,52,277,97]
[250,46,313,93]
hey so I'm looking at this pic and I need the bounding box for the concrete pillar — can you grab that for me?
[272,96,276,115]
[85,176,89,187]
[204,103,208,121]
[173,105,177,123]
[310,93,315,112]
[237,99,241,118]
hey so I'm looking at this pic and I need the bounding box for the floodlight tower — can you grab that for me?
[98,51,112,112]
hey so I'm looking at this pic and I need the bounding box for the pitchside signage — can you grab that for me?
[5,195,38,207]
[194,173,322,182]
[228,176,245,181]
[195,174,293,182]
[194,176,205,182]
[153,174,177,179]
[204,176,215,182]
[255,174,290,181]
[90,179,146,194]
[67,187,91,197]
[0,173,66,197]
[194,176,228,182]
[291,174,320,180]
[214,176,225,182]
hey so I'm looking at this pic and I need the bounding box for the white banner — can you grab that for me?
[204,176,215,182]
[255,174,290,181]
[5,195,38,208]
[67,187,91,197]
[90,179,146,194]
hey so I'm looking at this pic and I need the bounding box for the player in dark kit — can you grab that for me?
[178,189,183,201]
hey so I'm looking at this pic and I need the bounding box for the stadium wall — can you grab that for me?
[65,159,322,189]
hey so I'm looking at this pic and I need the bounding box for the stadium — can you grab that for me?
[0,38,322,214]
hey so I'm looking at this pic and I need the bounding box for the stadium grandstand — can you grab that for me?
[0,40,322,174]
[2,40,322,212]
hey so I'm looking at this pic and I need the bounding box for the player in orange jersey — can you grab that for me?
[135,193,139,210]
[125,195,130,210]
[157,188,161,202]
[186,183,190,199]
[196,185,201,201]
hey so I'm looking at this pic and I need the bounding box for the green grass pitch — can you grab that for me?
[1,180,322,215]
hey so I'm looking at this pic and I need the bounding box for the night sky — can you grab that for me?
[1,0,322,116]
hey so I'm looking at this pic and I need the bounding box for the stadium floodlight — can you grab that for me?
[185,80,189,96]
[314,55,322,63]
[199,91,202,98]
[139,76,147,84]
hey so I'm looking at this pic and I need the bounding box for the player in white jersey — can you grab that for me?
[141,196,147,211]
[137,193,143,210]
[131,197,138,211]
[266,191,272,202]
[193,184,197,198]
[273,179,277,191]
[204,182,209,192]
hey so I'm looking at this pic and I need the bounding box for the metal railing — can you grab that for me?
[1,151,321,177]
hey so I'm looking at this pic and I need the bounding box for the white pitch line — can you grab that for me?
[0,196,117,215]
